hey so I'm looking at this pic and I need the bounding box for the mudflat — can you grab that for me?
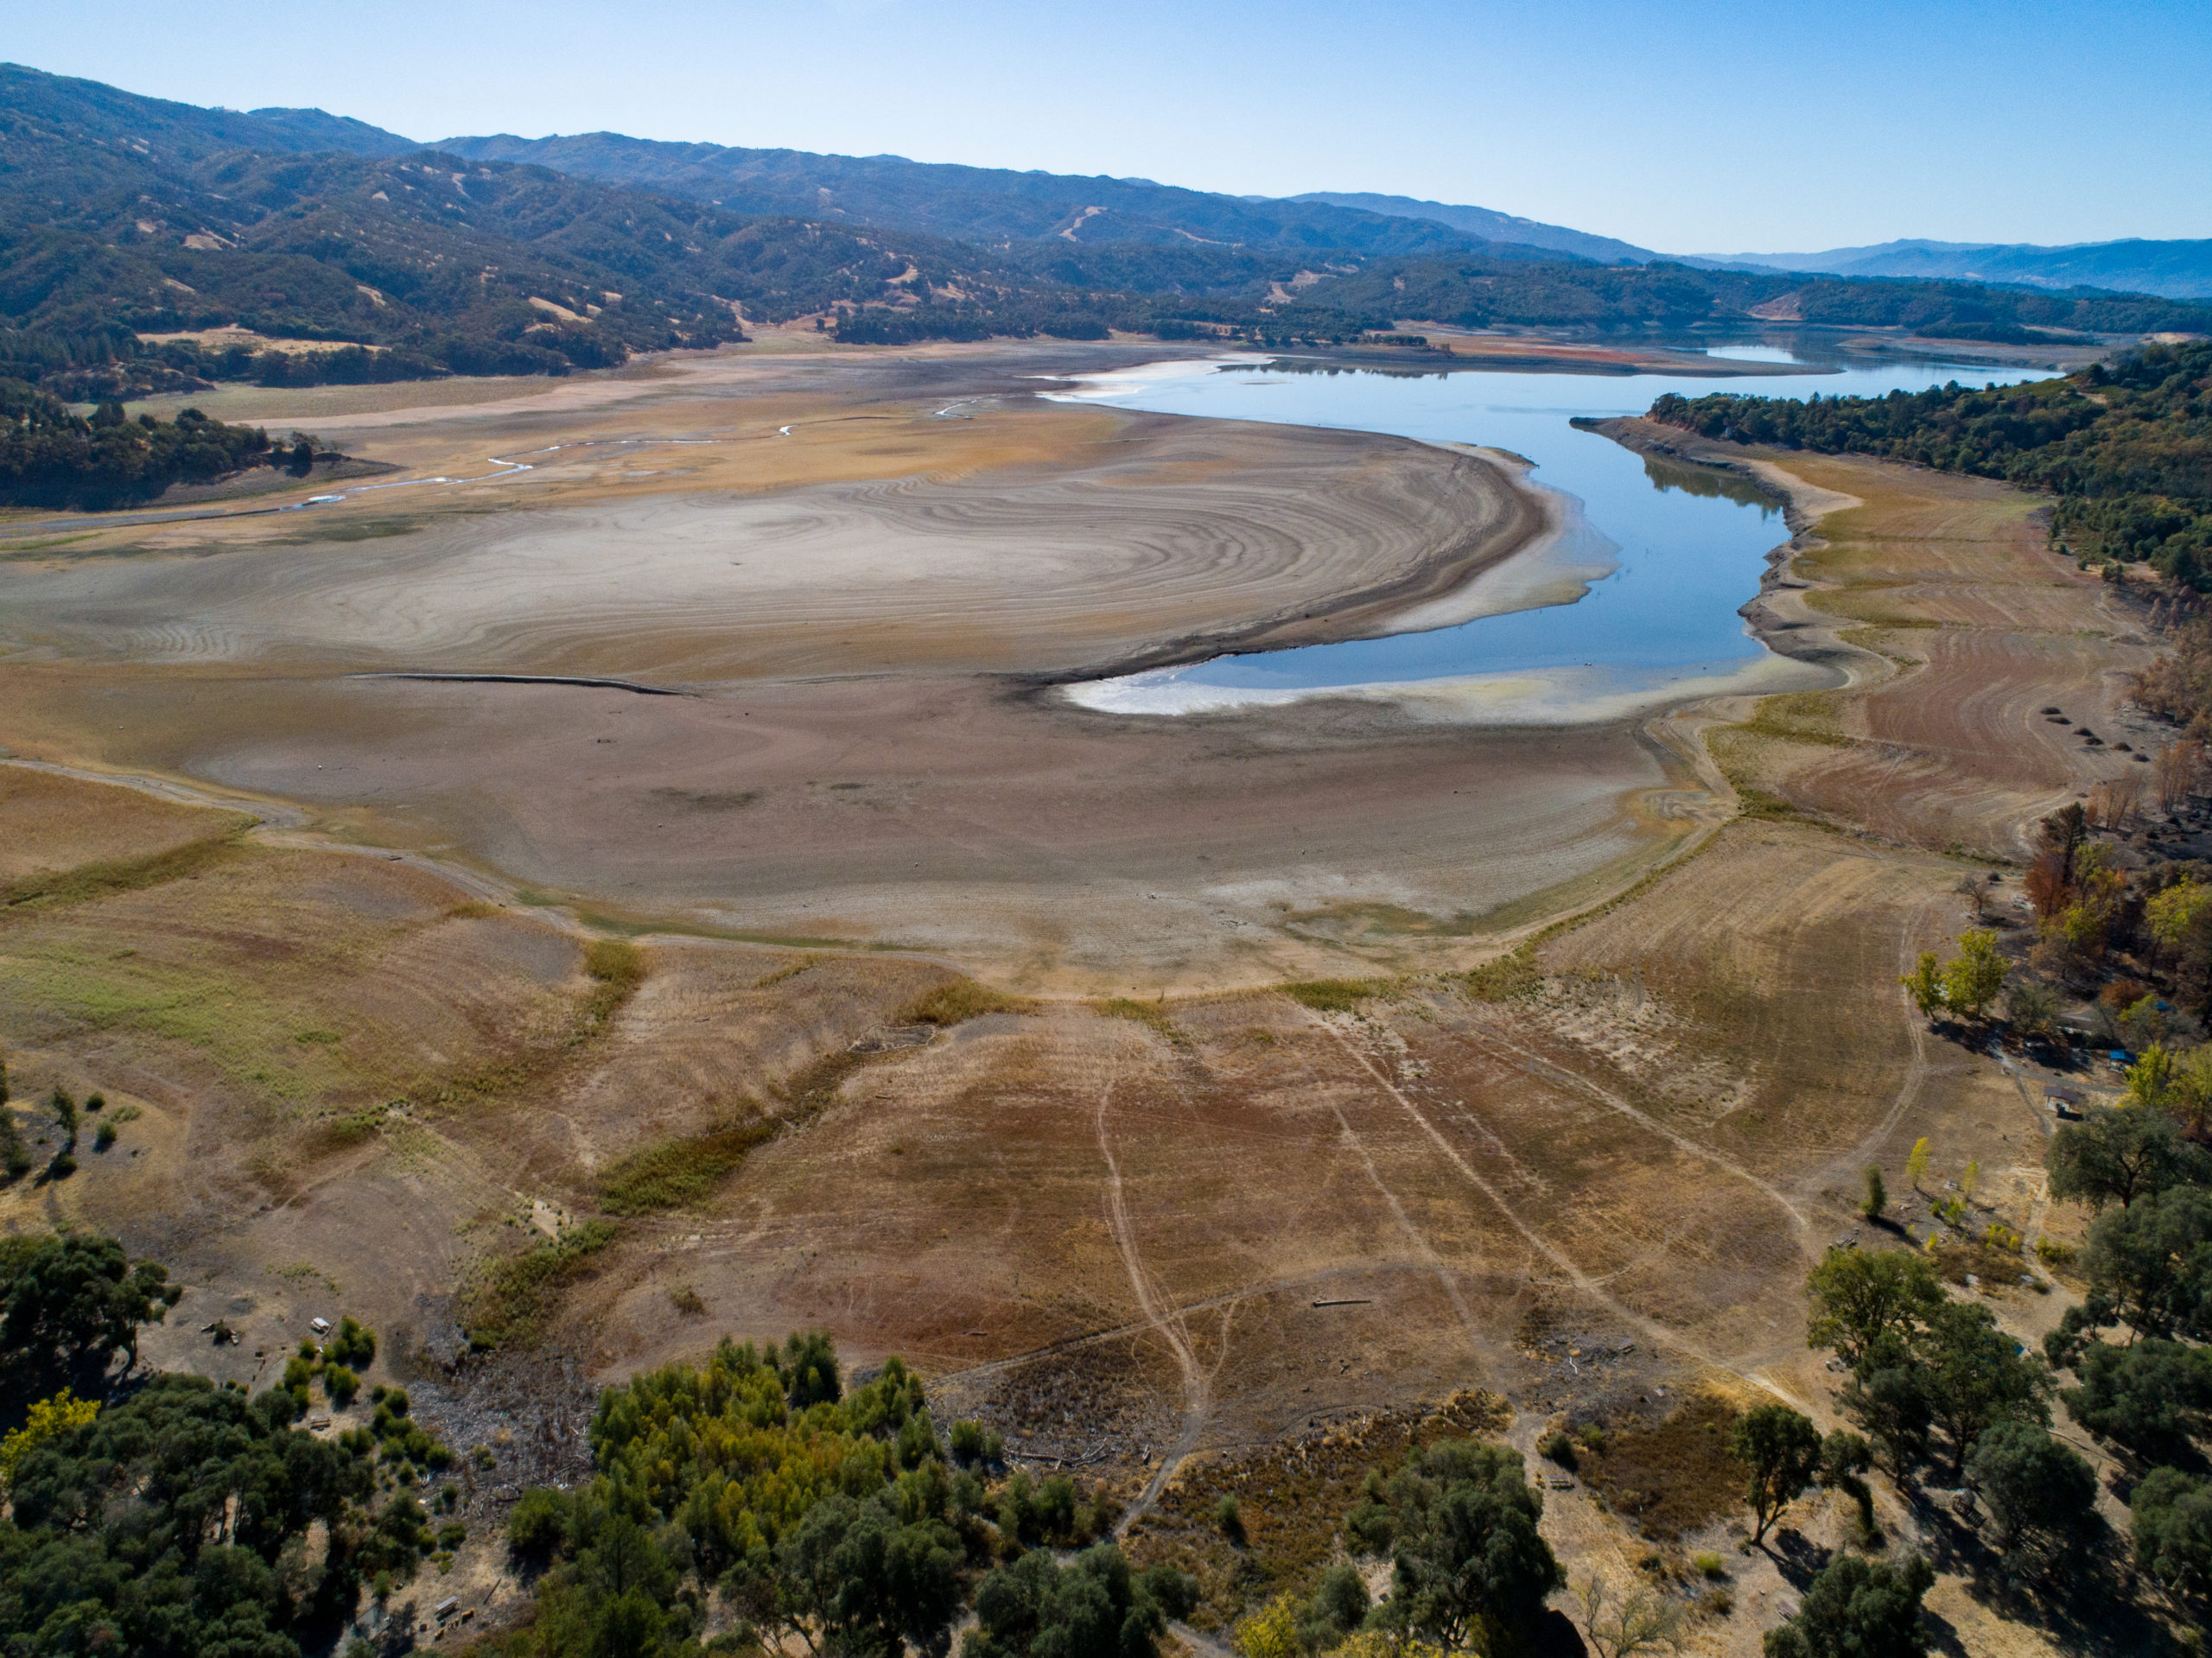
[0,342,1694,986]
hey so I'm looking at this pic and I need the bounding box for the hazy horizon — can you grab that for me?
[12,0,2211,254]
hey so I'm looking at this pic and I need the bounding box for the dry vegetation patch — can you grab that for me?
[899,975,1033,1026]
[1570,1393,1747,1543]
[1121,1390,1512,1630]
[0,765,255,887]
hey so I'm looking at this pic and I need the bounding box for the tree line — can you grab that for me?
[1647,340,2212,588]
[0,378,329,509]
[0,1228,477,1656]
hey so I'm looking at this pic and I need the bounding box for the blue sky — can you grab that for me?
[13,0,2209,252]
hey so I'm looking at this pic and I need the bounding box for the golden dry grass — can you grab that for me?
[0,765,252,887]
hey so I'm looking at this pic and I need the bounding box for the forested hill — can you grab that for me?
[0,63,1007,393]
[1298,259,2212,340]
[1287,191,1658,265]
[7,60,2212,405]
[433,133,1498,257]
[1647,339,2212,587]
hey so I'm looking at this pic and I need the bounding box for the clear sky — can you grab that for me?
[12,0,2210,253]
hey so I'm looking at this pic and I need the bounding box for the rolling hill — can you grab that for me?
[1287,190,1656,265]
[1695,236,2212,300]
[5,60,2209,405]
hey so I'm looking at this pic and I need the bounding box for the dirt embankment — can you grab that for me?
[1590,416,2157,860]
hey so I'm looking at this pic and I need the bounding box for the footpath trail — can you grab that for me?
[1093,1069,1213,1529]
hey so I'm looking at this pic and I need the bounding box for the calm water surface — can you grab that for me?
[1052,346,2053,712]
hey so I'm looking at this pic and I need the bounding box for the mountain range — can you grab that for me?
[1689,237,2212,300]
[3,60,2209,402]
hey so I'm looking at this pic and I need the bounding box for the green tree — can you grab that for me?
[2005,976,2061,1039]
[1919,1299,2052,1478]
[968,1545,1197,1658]
[0,1372,372,1656]
[2060,1337,2212,1460]
[1804,1247,1943,1368]
[0,1230,181,1394]
[1941,929,2007,1019]
[2148,879,2211,963]
[2047,1103,2204,1212]
[779,1491,964,1658]
[1906,1138,1931,1191]
[2075,1184,2212,1339]
[1305,1563,1370,1645]
[1862,1166,1887,1221]
[1840,1339,1934,1476]
[1900,953,1944,1017]
[1762,1553,1934,1658]
[2133,1467,2212,1598]
[1964,1421,2096,1562]
[1346,1438,1564,1654]
[1731,1404,1824,1545]
[777,1329,842,1407]
[1820,1429,1878,1540]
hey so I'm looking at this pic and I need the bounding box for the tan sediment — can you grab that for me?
[1591,415,2158,859]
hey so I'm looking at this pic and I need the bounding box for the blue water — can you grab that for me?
[1053,348,2052,702]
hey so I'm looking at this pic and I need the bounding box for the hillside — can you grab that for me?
[1697,235,2212,300]
[1287,189,1656,264]
[1294,257,2212,338]
[0,65,1291,397]
[6,60,2210,402]
[1648,336,2212,585]
[434,131,1493,257]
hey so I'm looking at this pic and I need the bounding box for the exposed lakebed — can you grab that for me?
[1053,344,2053,721]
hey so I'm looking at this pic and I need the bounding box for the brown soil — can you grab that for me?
[0,353,2177,1656]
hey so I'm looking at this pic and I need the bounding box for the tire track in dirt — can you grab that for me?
[1463,1026,1814,1248]
[1310,1014,1798,1396]
[1819,893,1939,1197]
[1094,1070,1211,1529]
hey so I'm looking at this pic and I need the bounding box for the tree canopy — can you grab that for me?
[1762,1553,1934,1658]
[1344,1437,1563,1655]
[1650,341,2212,588]
[0,1229,180,1397]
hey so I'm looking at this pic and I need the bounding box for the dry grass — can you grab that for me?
[0,765,254,886]
[1574,1394,1746,1542]
[1096,997,1181,1038]
[898,977,1031,1026]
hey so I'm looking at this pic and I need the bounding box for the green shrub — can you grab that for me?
[1280,978,1385,1013]
[1464,946,1540,1001]
[467,1222,613,1350]
[600,1123,771,1215]
[327,1316,377,1369]
[1216,1493,1244,1541]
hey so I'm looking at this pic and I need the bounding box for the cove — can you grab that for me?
[1052,345,2053,722]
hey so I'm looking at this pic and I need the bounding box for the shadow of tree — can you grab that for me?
[1767,1526,1833,1592]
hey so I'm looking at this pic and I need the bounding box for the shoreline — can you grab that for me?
[1580,415,1881,691]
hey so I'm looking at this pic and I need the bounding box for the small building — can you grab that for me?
[2045,1083,2084,1120]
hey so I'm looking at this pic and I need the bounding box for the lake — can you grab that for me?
[1051,344,2052,721]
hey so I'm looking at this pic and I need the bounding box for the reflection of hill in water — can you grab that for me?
[1634,448,1788,513]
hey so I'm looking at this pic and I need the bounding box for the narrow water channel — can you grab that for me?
[1050,343,2053,720]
